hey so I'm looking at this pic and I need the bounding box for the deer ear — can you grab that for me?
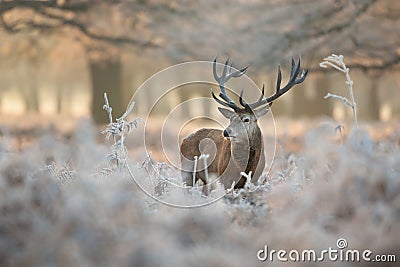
[218,107,236,119]
[254,104,271,118]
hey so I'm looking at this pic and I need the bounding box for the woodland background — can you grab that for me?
[0,0,399,125]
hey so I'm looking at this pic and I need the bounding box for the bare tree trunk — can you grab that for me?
[24,82,39,113]
[56,85,63,114]
[314,72,332,117]
[21,62,40,114]
[364,73,380,121]
[88,56,124,124]
[290,83,309,118]
[289,73,332,118]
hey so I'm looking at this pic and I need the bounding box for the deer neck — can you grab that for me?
[230,127,262,170]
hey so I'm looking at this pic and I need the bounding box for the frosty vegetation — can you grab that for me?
[321,54,359,146]
[1,70,399,266]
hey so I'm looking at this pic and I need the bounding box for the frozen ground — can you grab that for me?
[0,117,399,266]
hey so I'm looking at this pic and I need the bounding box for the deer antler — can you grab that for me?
[211,56,308,113]
[243,57,308,110]
[211,56,248,112]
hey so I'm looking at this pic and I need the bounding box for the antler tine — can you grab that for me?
[212,56,249,111]
[239,90,247,108]
[211,89,240,111]
[239,85,267,112]
[239,86,264,112]
[297,69,309,83]
[276,66,282,94]
[290,57,296,78]
[279,57,302,90]
[258,85,265,102]
[248,57,308,109]
[213,57,234,104]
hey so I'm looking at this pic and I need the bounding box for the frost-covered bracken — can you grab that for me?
[101,92,143,170]
[320,54,359,145]
[1,117,399,267]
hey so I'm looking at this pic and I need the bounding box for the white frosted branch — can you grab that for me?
[319,61,345,73]
[120,98,135,121]
[320,54,359,146]
[324,93,353,107]
[241,171,259,192]
[103,93,113,124]
[193,156,198,186]
[199,154,210,184]
[101,91,143,170]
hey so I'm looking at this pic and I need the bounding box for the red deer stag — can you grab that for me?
[180,57,308,190]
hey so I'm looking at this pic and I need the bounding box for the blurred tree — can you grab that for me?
[363,70,381,120]
[290,72,332,118]
[0,0,156,123]
[87,48,123,123]
[0,34,48,114]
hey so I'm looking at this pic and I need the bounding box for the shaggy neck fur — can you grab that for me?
[231,126,263,173]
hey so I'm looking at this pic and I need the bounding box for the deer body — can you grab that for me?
[180,123,265,189]
[180,57,307,190]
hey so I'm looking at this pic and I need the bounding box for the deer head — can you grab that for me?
[212,56,308,144]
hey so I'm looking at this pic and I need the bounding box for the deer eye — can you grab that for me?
[243,118,250,123]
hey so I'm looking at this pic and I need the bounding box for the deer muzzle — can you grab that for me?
[223,129,232,138]
[223,129,229,137]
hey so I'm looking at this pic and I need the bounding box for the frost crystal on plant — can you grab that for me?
[101,92,143,171]
[320,54,359,145]
[46,161,77,184]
